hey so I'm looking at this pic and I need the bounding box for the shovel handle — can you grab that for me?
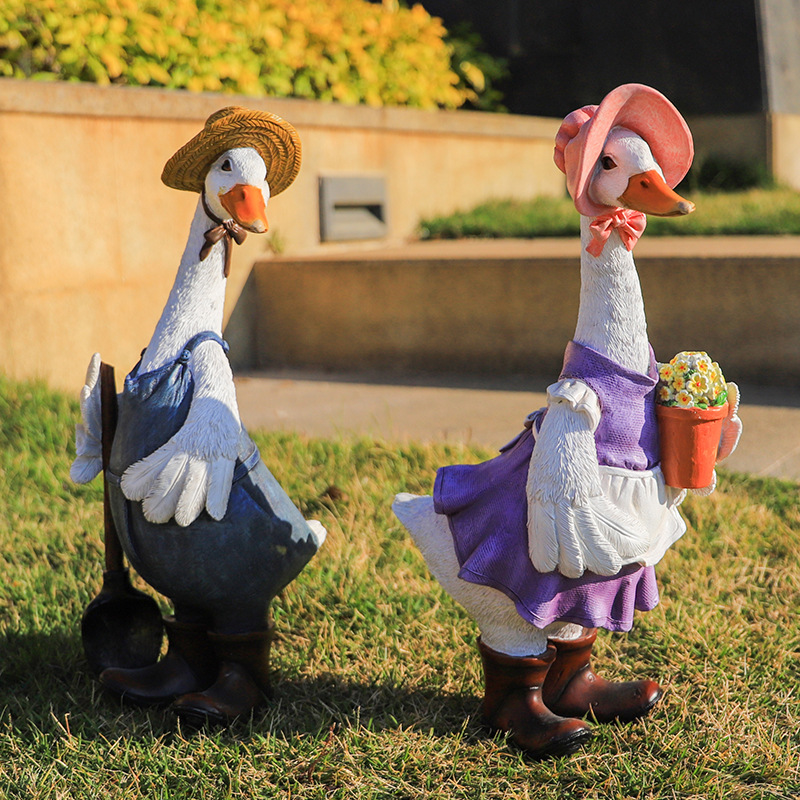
[100,362,124,573]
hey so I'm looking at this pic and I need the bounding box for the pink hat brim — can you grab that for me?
[563,84,694,218]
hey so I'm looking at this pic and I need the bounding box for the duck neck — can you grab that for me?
[573,214,650,374]
[139,198,228,374]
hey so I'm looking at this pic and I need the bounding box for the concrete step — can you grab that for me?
[227,237,800,387]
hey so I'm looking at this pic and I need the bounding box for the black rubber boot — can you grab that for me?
[100,616,218,706]
[478,638,593,759]
[172,626,273,725]
[543,628,663,723]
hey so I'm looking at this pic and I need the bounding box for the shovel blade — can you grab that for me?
[81,570,163,676]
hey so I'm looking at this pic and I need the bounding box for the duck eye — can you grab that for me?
[601,155,617,171]
[221,159,232,172]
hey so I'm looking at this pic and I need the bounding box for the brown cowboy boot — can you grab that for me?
[172,626,273,725]
[478,638,592,758]
[542,628,662,723]
[99,616,218,706]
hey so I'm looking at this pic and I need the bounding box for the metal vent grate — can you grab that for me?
[319,175,387,242]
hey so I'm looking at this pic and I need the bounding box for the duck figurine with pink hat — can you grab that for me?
[71,107,325,725]
[394,84,742,758]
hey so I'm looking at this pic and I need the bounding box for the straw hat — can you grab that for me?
[162,106,302,196]
[553,84,693,217]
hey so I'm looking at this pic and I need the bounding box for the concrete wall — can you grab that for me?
[249,238,800,387]
[0,79,560,391]
[685,114,769,169]
[3,79,800,393]
[770,113,800,188]
[759,0,800,115]
[689,111,800,190]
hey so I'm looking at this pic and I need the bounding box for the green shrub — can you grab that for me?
[0,0,502,109]
[682,155,776,192]
[420,197,579,240]
[419,188,800,239]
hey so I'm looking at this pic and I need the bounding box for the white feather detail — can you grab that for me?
[571,505,624,576]
[71,353,104,484]
[726,381,741,417]
[555,502,585,578]
[174,458,211,527]
[71,422,102,483]
[583,493,650,559]
[74,421,91,455]
[142,451,191,523]
[79,353,102,437]
[529,497,629,579]
[527,502,560,573]
[717,382,742,463]
[121,447,175,501]
[205,457,235,521]
[70,453,102,484]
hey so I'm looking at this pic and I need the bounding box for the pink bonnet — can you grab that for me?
[553,84,694,218]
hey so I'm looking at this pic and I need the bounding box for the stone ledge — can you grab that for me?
[266,235,800,261]
[243,241,800,387]
[0,78,558,138]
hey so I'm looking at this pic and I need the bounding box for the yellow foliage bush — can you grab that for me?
[0,0,489,108]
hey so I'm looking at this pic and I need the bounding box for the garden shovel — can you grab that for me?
[81,362,163,676]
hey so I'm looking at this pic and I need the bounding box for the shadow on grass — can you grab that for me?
[267,672,478,739]
[0,630,480,744]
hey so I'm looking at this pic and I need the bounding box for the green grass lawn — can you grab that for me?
[419,188,800,240]
[1,374,799,798]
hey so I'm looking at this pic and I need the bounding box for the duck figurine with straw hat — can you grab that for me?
[71,107,325,725]
[393,84,742,759]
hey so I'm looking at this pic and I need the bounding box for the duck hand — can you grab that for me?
[528,494,651,578]
[70,353,103,484]
[716,382,742,462]
[526,379,649,579]
[690,383,742,496]
[121,441,236,527]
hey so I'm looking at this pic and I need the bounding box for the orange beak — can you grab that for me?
[219,184,269,232]
[619,170,695,217]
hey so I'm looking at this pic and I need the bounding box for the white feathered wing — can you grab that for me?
[526,379,651,579]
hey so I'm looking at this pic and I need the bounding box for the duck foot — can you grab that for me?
[478,638,592,759]
[543,628,662,723]
[173,627,273,725]
[99,616,217,707]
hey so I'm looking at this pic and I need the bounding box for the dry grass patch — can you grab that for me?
[0,374,799,798]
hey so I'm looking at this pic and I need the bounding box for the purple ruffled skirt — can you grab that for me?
[433,427,659,632]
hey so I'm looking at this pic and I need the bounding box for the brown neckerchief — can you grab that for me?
[200,193,248,278]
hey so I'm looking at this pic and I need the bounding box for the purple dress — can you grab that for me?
[433,341,662,632]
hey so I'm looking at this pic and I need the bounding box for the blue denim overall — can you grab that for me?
[107,332,320,632]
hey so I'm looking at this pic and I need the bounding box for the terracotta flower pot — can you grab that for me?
[656,402,728,489]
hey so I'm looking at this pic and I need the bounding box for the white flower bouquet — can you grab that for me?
[657,351,728,409]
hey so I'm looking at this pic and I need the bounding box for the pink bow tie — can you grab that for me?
[586,208,647,256]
